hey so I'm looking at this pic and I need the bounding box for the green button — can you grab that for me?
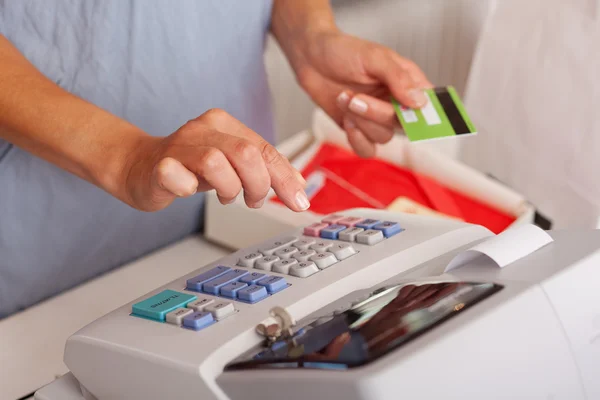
[132,290,197,322]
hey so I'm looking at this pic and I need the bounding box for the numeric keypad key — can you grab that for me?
[237,252,263,268]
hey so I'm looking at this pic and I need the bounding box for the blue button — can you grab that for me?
[203,269,248,295]
[186,266,231,292]
[220,281,248,299]
[237,285,269,303]
[320,224,347,240]
[373,221,403,237]
[257,276,288,293]
[240,272,266,284]
[132,290,197,322]
[182,311,215,331]
[356,219,381,229]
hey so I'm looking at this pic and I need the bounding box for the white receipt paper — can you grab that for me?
[445,224,554,272]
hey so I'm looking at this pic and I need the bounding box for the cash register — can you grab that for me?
[34,209,600,400]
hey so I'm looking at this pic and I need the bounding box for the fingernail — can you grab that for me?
[349,97,368,114]
[337,91,350,107]
[248,198,265,209]
[295,191,310,210]
[410,89,428,107]
[220,196,235,205]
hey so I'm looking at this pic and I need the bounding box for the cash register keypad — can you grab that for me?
[130,214,403,332]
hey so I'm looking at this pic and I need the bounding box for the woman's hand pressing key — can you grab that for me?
[121,108,308,212]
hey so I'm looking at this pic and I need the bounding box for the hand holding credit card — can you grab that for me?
[392,86,477,142]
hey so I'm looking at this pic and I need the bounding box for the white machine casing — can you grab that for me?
[37,209,600,400]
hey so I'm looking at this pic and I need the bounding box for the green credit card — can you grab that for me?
[392,86,477,142]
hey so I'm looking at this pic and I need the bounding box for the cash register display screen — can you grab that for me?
[225,281,502,371]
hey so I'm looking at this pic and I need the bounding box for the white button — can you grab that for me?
[309,252,338,269]
[187,298,215,311]
[357,229,384,245]
[165,307,194,326]
[293,237,316,250]
[329,242,357,260]
[237,252,263,268]
[293,249,317,262]
[255,255,280,271]
[275,246,299,259]
[290,261,320,278]
[310,241,334,253]
[259,236,298,255]
[205,301,236,320]
[339,227,364,242]
[272,258,298,274]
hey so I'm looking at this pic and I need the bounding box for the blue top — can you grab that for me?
[0,0,275,318]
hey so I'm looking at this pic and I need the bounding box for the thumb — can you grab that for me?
[363,49,431,109]
[150,157,198,208]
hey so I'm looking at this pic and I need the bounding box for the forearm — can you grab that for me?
[270,0,338,72]
[0,34,147,201]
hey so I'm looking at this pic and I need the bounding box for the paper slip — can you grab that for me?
[445,224,554,272]
[387,196,463,221]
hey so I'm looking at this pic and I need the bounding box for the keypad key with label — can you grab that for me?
[275,246,299,259]
[220,282,249,299]
[205,302,236,320]
[339,227,364,242]
[186,266,231,292]
[322,214,345,224]
[202,269,248,295]
[310,252,338,269]
[293,237,316,250]
[182,311,215,331]
[132,290,197,322]
[355,219,381,230]
[240,272,267,284]
[293,249,317,262]
[337,217,364,227]
[259,236,297,256]
[257,276,288,293]
[357,229,384,245]
[237,285,269,303]
[304,223,329,237]
[310,241,334,253]
[255,256,279,271]
[320,224,347,240]
[289,261,320,278]
[329,242,357,260]
[165,308,194,326]
[237,252,263,268]
[187,298,215,312]
[272,258,298,274]
[373,221,403,237]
